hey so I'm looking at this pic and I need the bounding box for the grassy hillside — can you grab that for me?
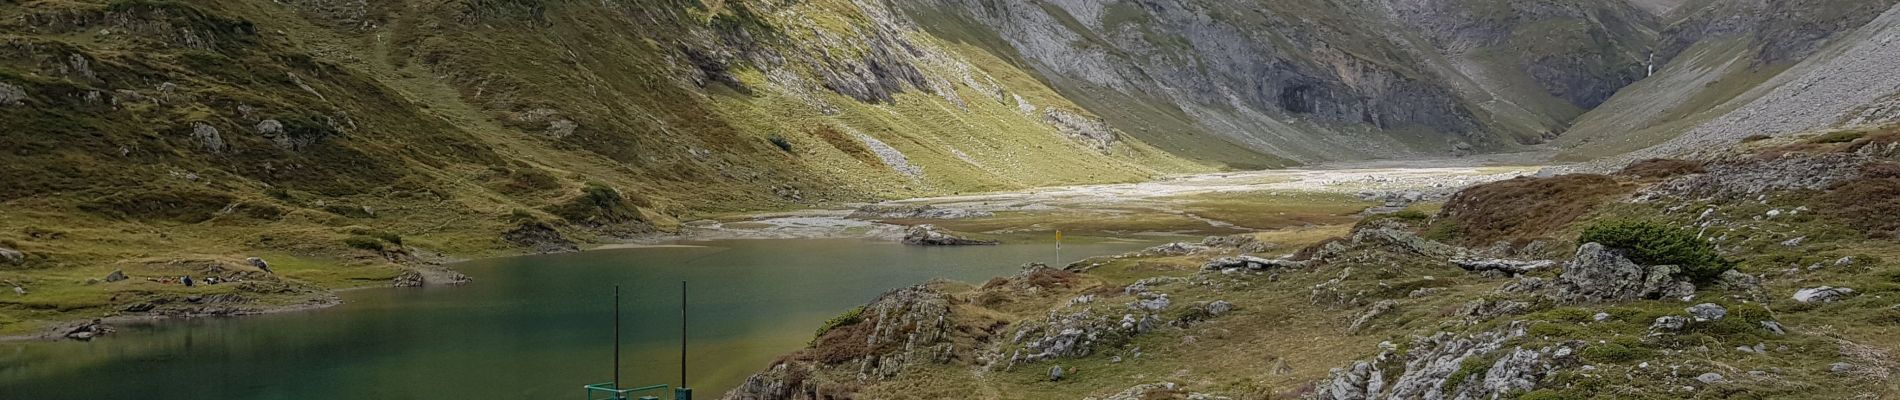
[0,0,1218,335]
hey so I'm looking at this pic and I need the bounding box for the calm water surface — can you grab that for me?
[0,238,1150,399]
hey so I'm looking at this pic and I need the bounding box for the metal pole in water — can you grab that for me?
[614,284,622,393]
[678,280,692,400]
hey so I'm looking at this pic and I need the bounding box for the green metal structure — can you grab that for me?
[583,283,693,400]
[584,383,669,400]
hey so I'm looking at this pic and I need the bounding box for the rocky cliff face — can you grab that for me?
[898,0,1661,163]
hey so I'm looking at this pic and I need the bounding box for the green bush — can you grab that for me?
[813,306,864,340]
[1579,220,1732,283]
[768,134,794,152]
[1580,339,1653,363]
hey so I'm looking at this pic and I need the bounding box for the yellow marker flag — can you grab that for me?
[1055,230,1062,247]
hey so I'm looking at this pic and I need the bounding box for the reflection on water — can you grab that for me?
[0,238,1151,399]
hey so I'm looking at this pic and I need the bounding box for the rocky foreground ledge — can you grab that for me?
[721,133,1900,399]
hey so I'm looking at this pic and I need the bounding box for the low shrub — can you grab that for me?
[813,306,865,339]
[1580,339,1653,363]
[768,134,793,152]
[1579,220,1732,283]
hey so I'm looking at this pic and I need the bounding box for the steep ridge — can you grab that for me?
[899,0,1660,163]
[1558,0,1900,162]
[0,0,1211,333]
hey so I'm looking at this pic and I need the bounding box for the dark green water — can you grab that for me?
[0,238,1149,399]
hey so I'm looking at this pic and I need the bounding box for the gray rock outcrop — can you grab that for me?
[1554,243,1695,302]
[0,247,22,265]
[1313,322,1581,400]
[1687,303,1727,321]
[0,82,24,106]
[1202,255,1306,271]
[1793,286,1857,303]
[901,225,997,246]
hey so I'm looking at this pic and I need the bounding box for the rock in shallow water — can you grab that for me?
[900,224,997,246]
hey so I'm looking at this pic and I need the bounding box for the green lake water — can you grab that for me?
[0,238,1151,399]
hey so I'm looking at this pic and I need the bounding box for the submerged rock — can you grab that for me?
[901,225,997,246]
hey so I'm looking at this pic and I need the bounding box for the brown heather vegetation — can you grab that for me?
[1820,173,1900,239]
[1430,174,1631,244]
[1615,158,1706,179]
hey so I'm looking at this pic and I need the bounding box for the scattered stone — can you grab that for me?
[11,286,24,296]
[104,270,127,283]
[1202,255,1304,271]
[0,82,24,106]
[1761,321,1787,335]
[392,270,424,288]
[1593,312,1611,322]
[1792,286,1856,303]
[1049,365,1064,381]
[1695,372,1725,384]
[1130,294,1170,312]
[1347,300,1397,334]
[0,247,22,265]
[1781,236,1806,247]
[1452,258,1554,276]
[1650,316,1689,332]
[64,319,114,341]
[1143,242,1211,256]
[1205,300,1234,316]
[1717,269,1761,292]
[190,122,225,153]
[246,257,272,273]
[1830,362,1856,375]
[1687,303,1728,321]
[123,302,156,312]
[901,225,997,246]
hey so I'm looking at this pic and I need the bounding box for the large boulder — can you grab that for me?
[104,269,128,283]
[901,225,997,246]
[1555,243,1695,302]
